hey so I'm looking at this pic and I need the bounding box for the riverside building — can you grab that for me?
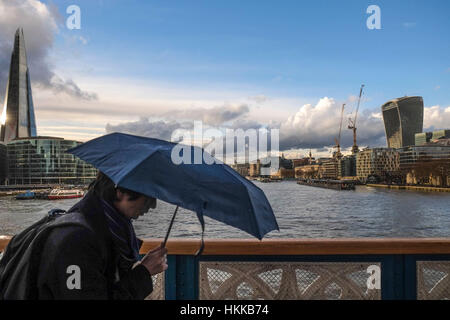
[231,162,249,177]
[321,159,338,179]
[249,159,261,177]
[338,155,356,179]
[0,143,6,184]
[356,148,400,182]
[6,136,97,185]
[295,163,321,179]
[415,130,450,146]
[398,144,450,186]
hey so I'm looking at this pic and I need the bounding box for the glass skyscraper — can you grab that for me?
[0,28,37,143]
[381,96,424,148]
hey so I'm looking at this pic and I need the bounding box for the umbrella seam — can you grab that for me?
[114,147,203,212]
[115,148,162,186]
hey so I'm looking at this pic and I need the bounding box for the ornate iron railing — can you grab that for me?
[2,237,450,300]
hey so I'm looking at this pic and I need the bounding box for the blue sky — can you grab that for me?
[49,0,449,107]
[1,0,449,156]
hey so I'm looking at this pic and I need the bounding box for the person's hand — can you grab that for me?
[139,244,168,276]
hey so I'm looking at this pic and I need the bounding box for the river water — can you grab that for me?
[1,181,449,239]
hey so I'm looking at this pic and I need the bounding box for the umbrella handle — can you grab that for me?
[162,206,179,248]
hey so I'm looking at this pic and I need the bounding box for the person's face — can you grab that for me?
[114,190,157,220]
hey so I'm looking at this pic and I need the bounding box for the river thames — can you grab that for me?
[1,181,450,238]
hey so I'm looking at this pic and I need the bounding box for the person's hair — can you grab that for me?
[88,171,143,203]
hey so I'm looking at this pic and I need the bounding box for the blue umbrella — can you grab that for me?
[67,132,279,251]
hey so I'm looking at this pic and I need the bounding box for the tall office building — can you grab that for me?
[0,28,37,143]
[381,96,423,148]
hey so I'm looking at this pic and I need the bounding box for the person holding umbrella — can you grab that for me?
[35,171,168,300]
[1,132,278,300]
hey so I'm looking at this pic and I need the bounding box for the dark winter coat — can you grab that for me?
[35,191,153,300]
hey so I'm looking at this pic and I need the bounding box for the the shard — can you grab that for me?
[0,28,37,143]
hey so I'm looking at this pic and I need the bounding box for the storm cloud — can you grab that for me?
[163,103,250,126]
[104,97,386,150]
[105,117,194,142]
[104,94,450,153]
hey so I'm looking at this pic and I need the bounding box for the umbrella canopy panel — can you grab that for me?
[68,133,279,239]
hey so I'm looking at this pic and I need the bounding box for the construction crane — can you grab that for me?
[334,103,345,159]
[348,84,364,154]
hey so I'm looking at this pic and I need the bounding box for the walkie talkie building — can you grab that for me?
[381,96,424,148]
[0,28,37,144]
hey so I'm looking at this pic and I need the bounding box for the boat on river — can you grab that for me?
[15,191,36,200]
[15,190,51,200]
[297,179,356,190]
[47,189,84,200]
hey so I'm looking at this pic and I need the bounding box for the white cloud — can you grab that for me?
[277,100,450,151]
[403,22,417,28]
[371,112,382,119]
[424,105,450,130]
[278,97,386,149]
[78,36,88,45]
[248,95,269,104]
[100,96,388,152]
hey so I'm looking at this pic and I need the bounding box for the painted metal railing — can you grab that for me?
[2,237,450,300]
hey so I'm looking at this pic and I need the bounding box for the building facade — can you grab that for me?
[398,145,450,186]
[6,137,97,185]
[381,96,423,148]
[356,148,399,181]
[338,155,356,179]
[321,159,338,179]
[251,155,294,177]
[249,160,261,177]
[1,28,37,143]
[231,163,249,177]
[415,130,450,146]
[271,168,295,179]
[0,143,6,184]
[292,158,310,168]
[295,164,321,179]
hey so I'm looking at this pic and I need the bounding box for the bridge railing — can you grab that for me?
[2,237,450,300]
